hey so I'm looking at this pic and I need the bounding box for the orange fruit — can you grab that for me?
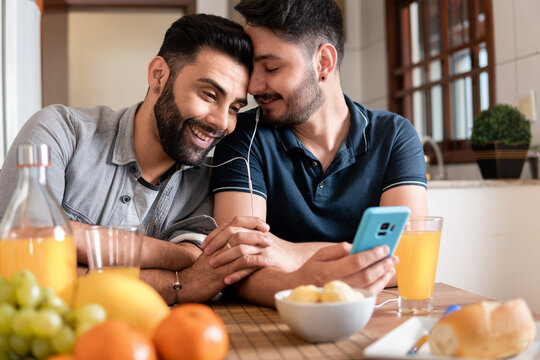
[153,303,229,360]
[75,320,157,360]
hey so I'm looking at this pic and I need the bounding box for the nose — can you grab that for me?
[206,106,230,133]
[248,68,266,95]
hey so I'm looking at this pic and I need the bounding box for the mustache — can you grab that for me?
[184,117,226,139]
[254,93,282,102]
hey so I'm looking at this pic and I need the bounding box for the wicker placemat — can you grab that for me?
[212,303,372,360]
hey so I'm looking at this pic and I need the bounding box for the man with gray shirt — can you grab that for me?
[0,14,272,305]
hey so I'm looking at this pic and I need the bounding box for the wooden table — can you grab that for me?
[211,283,538,360]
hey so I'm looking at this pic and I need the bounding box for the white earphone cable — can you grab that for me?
[204,108,260,217]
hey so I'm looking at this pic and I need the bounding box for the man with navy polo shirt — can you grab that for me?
[203,0,428,307]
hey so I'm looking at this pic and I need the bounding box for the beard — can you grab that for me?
[257,66,324,127]
[154,77,224,166]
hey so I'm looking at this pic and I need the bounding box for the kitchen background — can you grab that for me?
[2,0,540,311]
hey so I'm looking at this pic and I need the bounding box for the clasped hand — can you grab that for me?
[200,216,277,285]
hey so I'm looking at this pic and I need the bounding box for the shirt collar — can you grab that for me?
[276,94,369,156]
[112,102,140,166]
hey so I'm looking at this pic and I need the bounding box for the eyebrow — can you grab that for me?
[253,54,281,62]
[197,78,247,106]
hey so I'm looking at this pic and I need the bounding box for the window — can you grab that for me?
[386,0,495,163]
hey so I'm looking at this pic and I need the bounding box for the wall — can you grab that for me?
[493,0,540,144]
[42,9,183,109]
[429,181,540,313]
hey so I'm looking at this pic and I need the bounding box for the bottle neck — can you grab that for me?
[18,165,48,185]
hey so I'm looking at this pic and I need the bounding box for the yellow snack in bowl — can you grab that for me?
[286,285,320,303]
[320,280,364,303]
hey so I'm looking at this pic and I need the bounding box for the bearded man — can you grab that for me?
[206,0,428,307]
[0,14,273,305]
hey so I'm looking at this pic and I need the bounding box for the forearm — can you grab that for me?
[231,268,300,308]
[70,220,202,271]
[139,265,226,306]
[140,240,201,271]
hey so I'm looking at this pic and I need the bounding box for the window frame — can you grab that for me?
[385,0,496,164]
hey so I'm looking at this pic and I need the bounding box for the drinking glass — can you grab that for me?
[394,216,443,314]
[84,225,144,279]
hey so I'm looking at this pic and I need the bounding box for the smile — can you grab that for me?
[190,125,211,141]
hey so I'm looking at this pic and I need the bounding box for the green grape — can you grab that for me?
[31,337,54,359]
[0,303,15,335]
[12,309,35,338]
[0,277,15,305]
[74,304,106,328]
[30,309,62,338]
[15,279,41,309]
[9,334,30,356]
[41,294,70,316]
[51,325,75,354]
[10,270,36,288]
[37,287,54,305]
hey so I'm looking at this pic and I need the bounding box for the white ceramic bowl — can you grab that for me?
[274,288,376,343]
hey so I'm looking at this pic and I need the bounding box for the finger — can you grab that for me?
[209,244,267,268]
[223,268,258,285]
[312,246,392,284]
[228,231,272,249]
[201,216,269,250]
[345,255,397,289]
[363,268,396,295]
[203,226,271,256]
[310,242,352,262]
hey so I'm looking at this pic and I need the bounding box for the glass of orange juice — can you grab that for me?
[84,225,144,279]
[394,216,443,314]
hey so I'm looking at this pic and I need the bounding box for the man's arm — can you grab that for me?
[211,192,335,271]
[140,244,274,305]
[230,243,397,308]
[379,185,427,217]
[71,220,201,271]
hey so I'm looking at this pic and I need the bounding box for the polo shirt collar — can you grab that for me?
[275,93,369,156]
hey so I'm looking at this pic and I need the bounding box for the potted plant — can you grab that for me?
[470,104,531,179]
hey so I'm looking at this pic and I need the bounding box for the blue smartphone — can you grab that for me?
[350,206,411,255]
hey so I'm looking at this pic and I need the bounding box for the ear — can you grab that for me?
[147,56,170,94]
[315,43,338,82]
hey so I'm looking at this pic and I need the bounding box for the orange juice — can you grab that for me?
[395,231,441,300]
[91,266,140,279]
[0,235,77,303]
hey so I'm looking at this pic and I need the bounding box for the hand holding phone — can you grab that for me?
[350,206,410,255]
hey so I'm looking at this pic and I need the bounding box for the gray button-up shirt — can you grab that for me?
[0,103,216,242]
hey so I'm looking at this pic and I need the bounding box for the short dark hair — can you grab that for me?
[157,14,253,77]
[235,0,344,67]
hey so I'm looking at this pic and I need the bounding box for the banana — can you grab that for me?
[72,272,170,337]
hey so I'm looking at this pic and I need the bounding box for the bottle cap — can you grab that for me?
[17,144,50,167]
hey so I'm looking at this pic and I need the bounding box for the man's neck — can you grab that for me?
[292,84,350,172]
[133,101,176,184]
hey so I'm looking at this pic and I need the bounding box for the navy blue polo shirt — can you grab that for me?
[211,94,427,244]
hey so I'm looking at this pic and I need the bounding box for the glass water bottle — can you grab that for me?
[0,144,77,303]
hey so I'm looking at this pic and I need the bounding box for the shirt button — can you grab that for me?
[129,165,138,173]
[318,182,325,189]
[311,161,318,168]
[121,195,131,203]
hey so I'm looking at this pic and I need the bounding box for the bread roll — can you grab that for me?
[429,298,536,358]
[320,280,364,302]
[286,285,320,303]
